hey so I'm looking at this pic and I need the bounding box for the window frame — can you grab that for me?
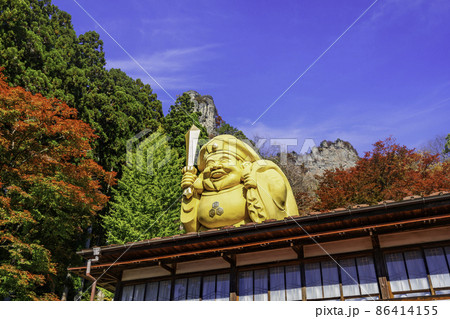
[117,239,450,301]
[382,243,450,298]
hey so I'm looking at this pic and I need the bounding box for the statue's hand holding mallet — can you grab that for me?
[181,166,197,198]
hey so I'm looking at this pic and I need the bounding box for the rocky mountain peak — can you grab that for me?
[296,138,359,176]
[186,90,218,135]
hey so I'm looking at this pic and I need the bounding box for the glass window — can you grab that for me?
[445,246,450,266]
[158,280,171,301]
[133,284,146,301]
[386,250,433,295]
[173,278,188,301]
[285,265,302,301]
[321,260,340,298]
[187,277,201,301]
[340,258,360,297]
[385,253,409,292]
[202,275,216,300]
[216,273,230,301]
[404,251,429,290]
[305,262,322,300]
[254,269,268,301]
[356,256,378,294]
[435,289,450,295]
[120,272,229,301]
[424,248,450,288]
[145,282,159,301]
[121,285,134,301]
[394,291,431,299]
[238,271,253,301]
[269,267,285,301]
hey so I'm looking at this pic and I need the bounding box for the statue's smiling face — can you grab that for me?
[202,153,242,191]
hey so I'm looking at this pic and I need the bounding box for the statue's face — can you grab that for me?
[202,153,242,191]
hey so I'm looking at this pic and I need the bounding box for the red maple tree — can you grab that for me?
[0,70,115,300]
[314,137,450,211]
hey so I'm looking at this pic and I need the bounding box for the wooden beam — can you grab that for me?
[158,261,175,275]
[290,242,302,258]
[221,253,233,265]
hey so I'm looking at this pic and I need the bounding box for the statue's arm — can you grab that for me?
[243,163,288,223]
[180,167,200,232]
[181,194,199,232]
[242,162,266,223]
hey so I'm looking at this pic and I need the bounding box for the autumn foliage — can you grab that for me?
[0,70,115,300]
[314,137,450,211]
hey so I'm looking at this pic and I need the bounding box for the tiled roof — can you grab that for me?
[83,191,450,252]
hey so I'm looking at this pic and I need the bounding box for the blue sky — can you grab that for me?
[53,0,450,155]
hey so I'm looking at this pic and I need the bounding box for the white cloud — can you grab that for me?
[105,44,221,90]
[107,44,219,73]
[367,0,450,28]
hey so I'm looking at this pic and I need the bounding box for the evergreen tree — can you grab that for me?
[103,129,184,244]
[217,122,248,141]
[0,0,163,176]
[103,94,212,243]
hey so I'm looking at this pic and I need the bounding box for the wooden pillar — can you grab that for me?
[371,233,392,299]
[113,270,123,301]
[113,281,122,301]
[169,263,177,301]
[222,253,237,301]
[291,243,306,301]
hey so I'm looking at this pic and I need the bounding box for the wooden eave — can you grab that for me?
[69,193,450,291]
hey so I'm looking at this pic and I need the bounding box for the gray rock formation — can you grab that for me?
[272,139,359,213]
[296,138,359,176]
[186,90,218,135]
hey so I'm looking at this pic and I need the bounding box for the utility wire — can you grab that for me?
[252,0,380,125]
[72,0,202,128]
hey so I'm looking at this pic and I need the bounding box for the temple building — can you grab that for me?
[70,132,450,301]
[70,192,450,301]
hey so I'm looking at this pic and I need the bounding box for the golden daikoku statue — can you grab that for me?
[180,125,298,232]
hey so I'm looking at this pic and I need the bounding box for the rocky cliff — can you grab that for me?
[296,138,359,176]
[280,139,360,213]
[186,90,218,135]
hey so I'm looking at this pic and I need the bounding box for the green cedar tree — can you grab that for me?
[103,129,184,244]
[0,0,163,176]
[216,122,248,141]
